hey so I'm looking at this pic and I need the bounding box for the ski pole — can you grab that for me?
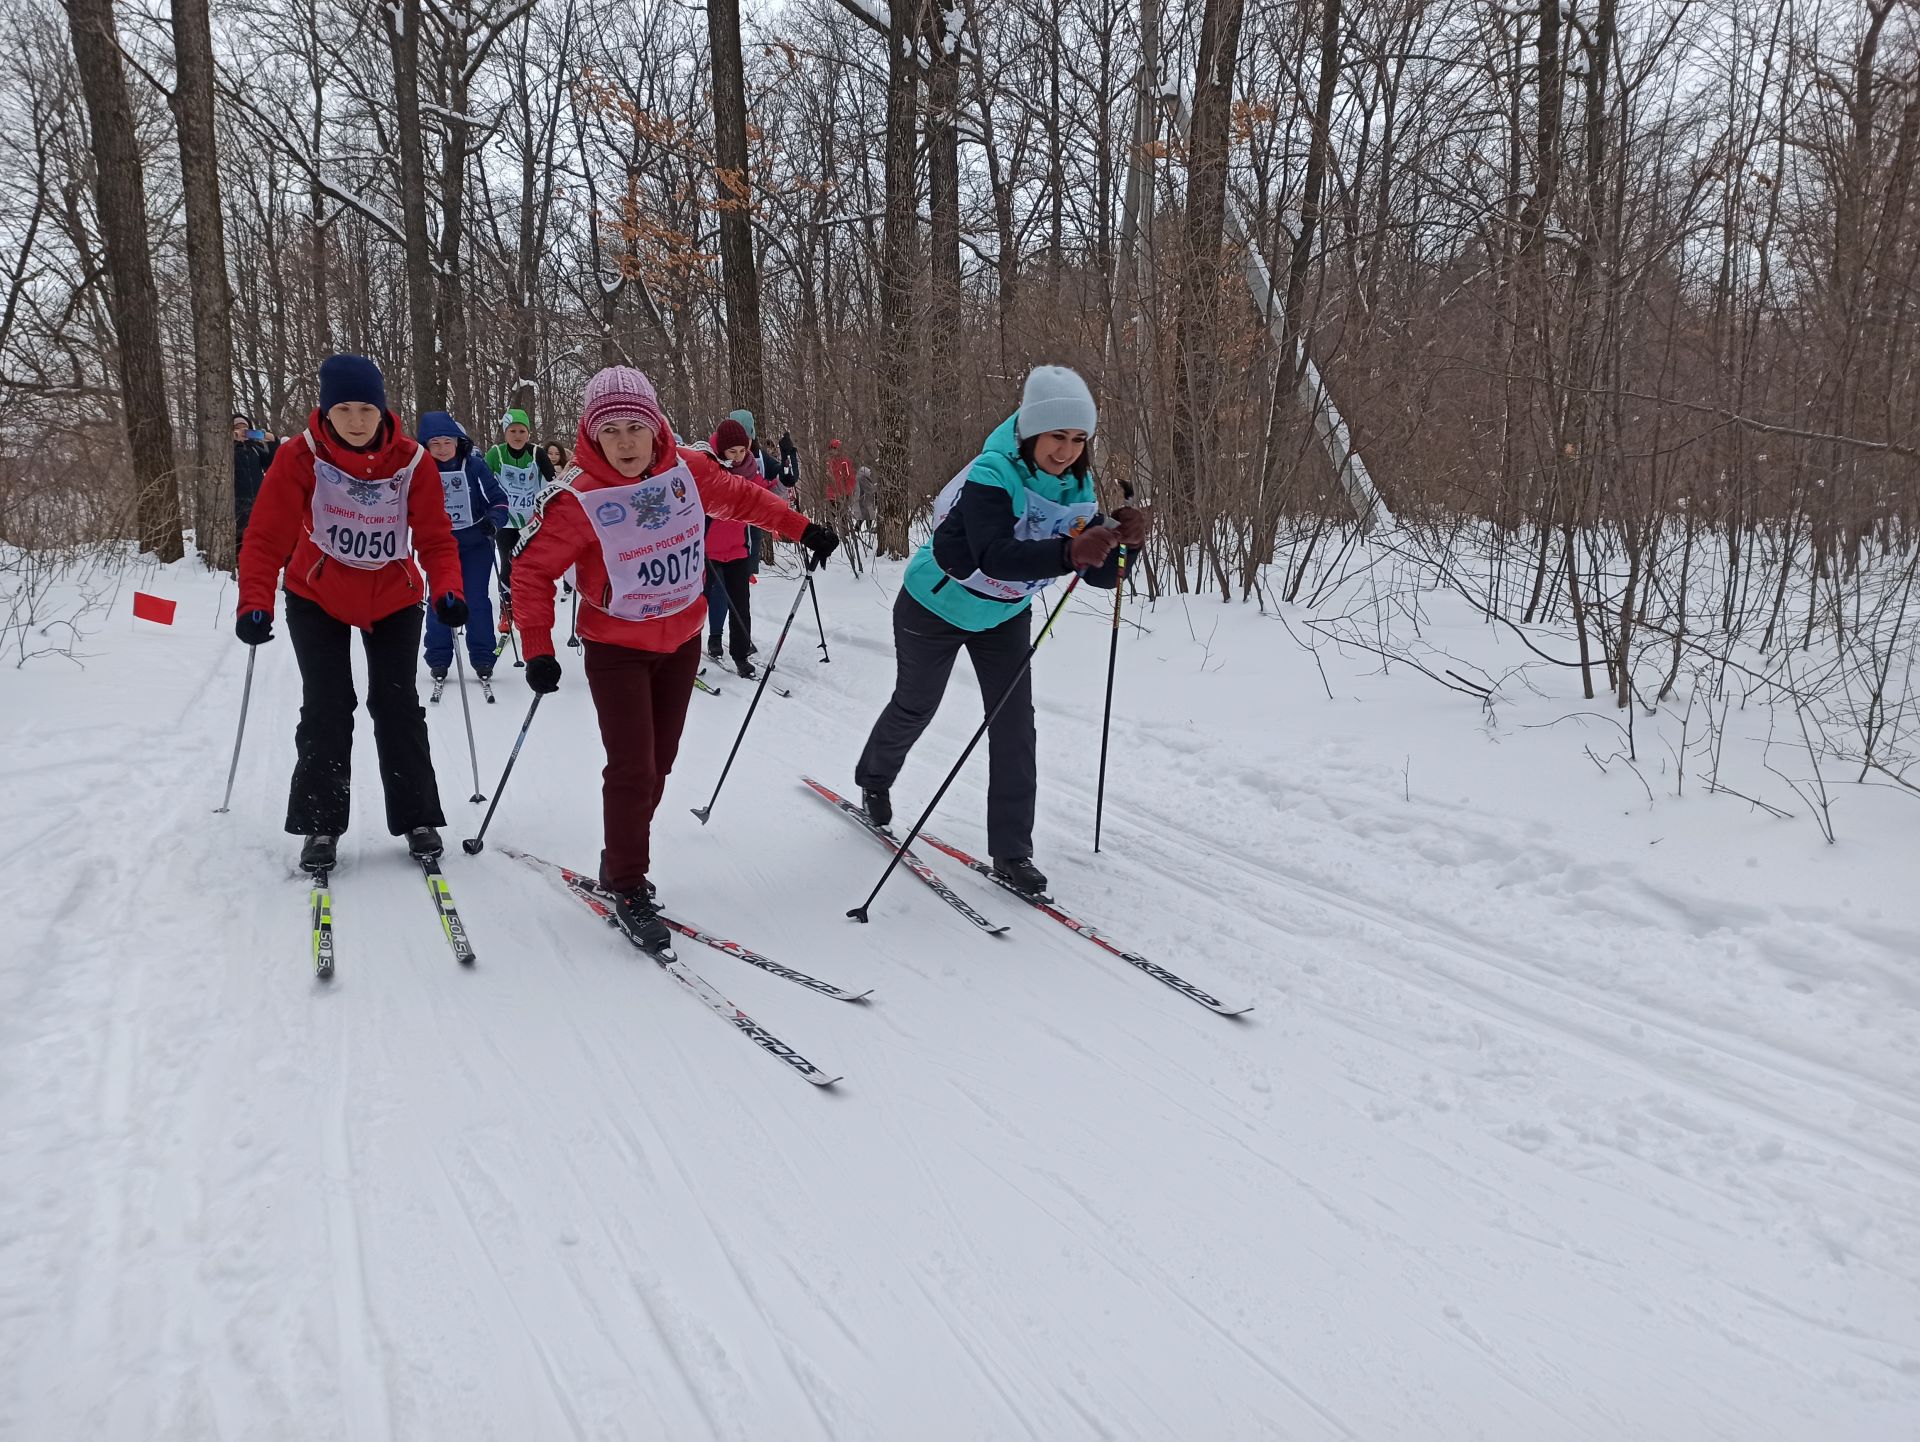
[567,588,580,649]
[690,564,818,825]
[452,632,485,803]
[809,567,831,662]
[1093,544,1128,852]
[212,646,258,813]
[461,694,543,854]
[848,576,1081,922]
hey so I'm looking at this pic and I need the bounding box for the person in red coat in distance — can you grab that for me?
[510,365,840,950]
[234,353,468,873]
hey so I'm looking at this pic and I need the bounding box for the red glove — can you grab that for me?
[1068,524,1120,570]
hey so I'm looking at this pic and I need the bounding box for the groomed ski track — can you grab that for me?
[3,559,1916,1440]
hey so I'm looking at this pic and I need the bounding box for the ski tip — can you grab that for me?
[460,954,477,968]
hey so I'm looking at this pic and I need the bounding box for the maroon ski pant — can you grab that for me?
[582,634,703,893]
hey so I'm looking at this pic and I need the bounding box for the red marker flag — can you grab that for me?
[132,591,177,626]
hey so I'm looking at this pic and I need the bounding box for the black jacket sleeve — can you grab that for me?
[931,480,1077,585]
[536,450,555,483]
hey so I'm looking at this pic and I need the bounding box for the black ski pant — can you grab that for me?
[855,589,1037,859]
[283,590,446,838]
[495,526,520,602]
[705,556,755,666]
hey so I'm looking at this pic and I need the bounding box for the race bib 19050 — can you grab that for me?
[309,449,420,570]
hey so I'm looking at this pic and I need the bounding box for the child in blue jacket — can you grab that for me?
[418,411,510,679]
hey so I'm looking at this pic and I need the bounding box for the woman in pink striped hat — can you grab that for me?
[510,366,839,950]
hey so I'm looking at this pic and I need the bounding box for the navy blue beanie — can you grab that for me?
[318,353,387,414]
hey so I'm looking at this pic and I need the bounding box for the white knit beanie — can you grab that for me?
[1016,365,1098,439]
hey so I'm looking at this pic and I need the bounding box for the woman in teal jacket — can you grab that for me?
[853,366,1150,895]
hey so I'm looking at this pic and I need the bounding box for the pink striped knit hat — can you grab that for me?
[579,365,671,448]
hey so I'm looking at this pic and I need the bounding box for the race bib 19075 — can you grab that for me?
[568,459,707,621]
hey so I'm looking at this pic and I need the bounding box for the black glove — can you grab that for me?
[526,653,562,694]
[235,609,274,646]
[800,522,840,569]
[434,592,468,628]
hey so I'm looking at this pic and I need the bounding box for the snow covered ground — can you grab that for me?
[4,548,1918,1440]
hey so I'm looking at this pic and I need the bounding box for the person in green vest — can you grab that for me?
[852,365,1150,896]
[485,408,555,636]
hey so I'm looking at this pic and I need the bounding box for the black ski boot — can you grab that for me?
[406,826,444,860]
[611,884,671,952]
[300,834,337,874]
[861,785,892,828]
[737,658,757,680]
[992,856,1049,897]
[707,636,724,662]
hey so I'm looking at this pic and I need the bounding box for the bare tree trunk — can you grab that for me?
[389,0,440,412]
[924,0,964,484]
[1281,0,1339,378]
[1171,0,1245,548]
[708,0,764,418]
[874,0,921,557]
[303,0,333,359]
[171,0,237,570]
[436,9,475,424]
[66,0,184,560]
[1109,0,1160,511]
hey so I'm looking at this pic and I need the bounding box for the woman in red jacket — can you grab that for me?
[235,354,468,873]
[511,365,838,949]
[698,415,784,677]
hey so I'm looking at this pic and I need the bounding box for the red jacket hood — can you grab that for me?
[303,409,421,478]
